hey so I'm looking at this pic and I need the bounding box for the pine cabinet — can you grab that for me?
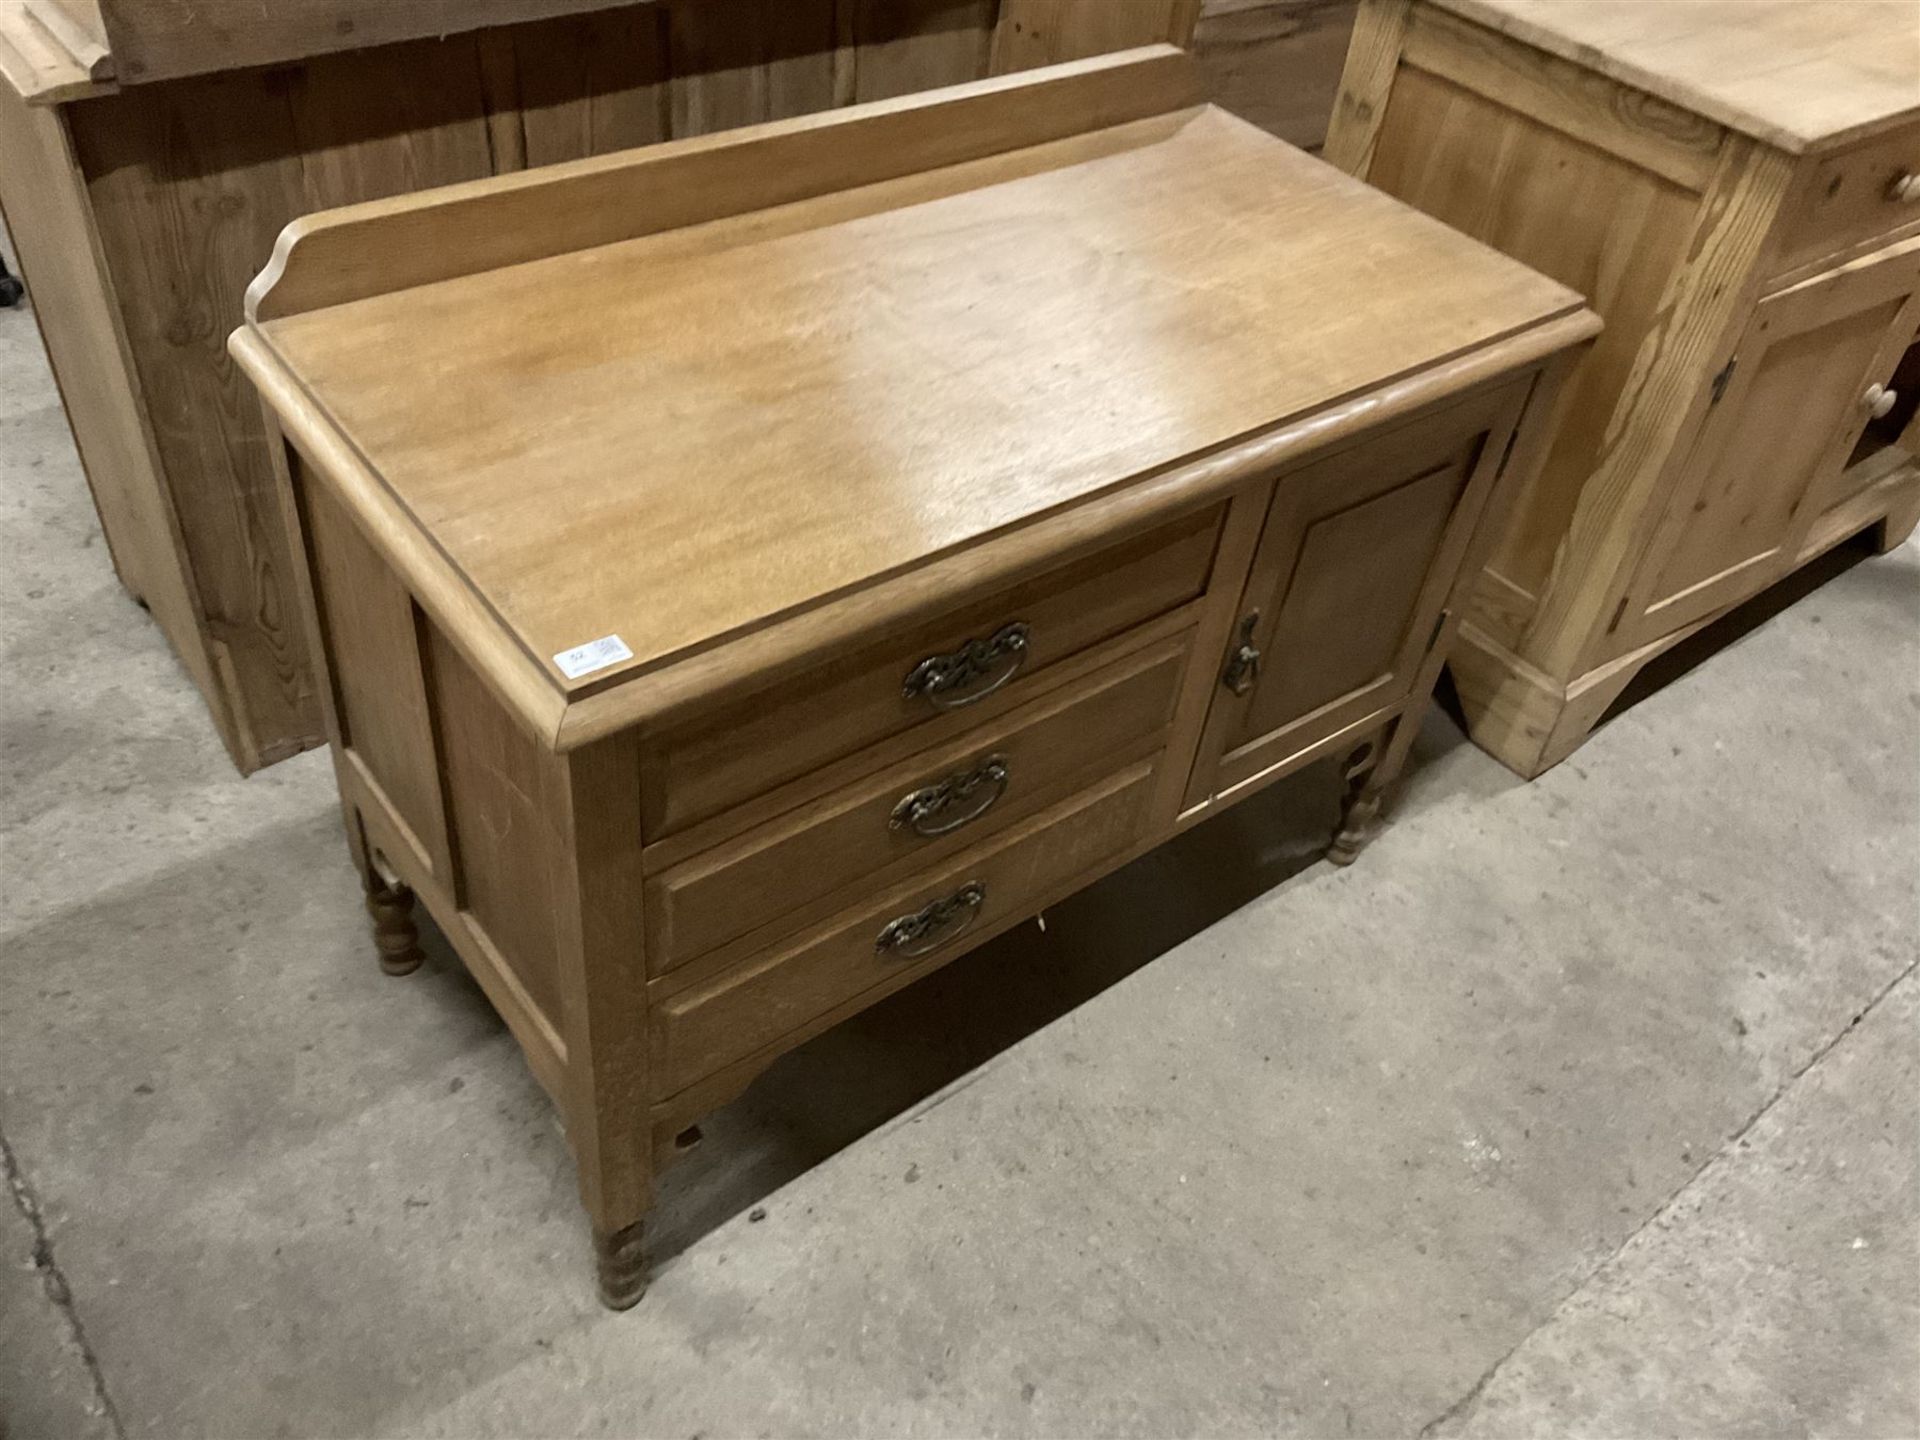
[1328,0,1920,777]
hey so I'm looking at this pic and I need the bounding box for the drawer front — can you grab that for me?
[1775,123,1920,282]
[651,758,1159,1095]
[645,633,1188,973]
[640,505,1222,837]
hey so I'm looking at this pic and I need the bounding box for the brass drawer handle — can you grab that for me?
[1864,383,1899,419]
[902,622,1030,709]
[875,882,986,958]
[1887,172,1920,204]
[890,754,1010,837]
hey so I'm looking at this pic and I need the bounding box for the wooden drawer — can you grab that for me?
[639,505,1222,837]
[651,757,1160,1095]
[1775,122,1920,282]
[644,632,1188,974]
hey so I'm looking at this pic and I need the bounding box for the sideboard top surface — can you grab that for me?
[1435,0,1920,154]
[252,93,1584,706]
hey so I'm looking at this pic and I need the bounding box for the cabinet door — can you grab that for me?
[1184,384,1526,810]
[1624,240,1920,644]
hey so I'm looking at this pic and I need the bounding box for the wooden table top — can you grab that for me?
[1436,0,1920,154]
[259,99,1583,697]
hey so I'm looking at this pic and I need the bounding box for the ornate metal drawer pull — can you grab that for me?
[902,622,1030,709]
[874,882,986,958]
[1221,610,1261,696]
[890,755,1010,837]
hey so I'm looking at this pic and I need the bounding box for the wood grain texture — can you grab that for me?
[66,35,517,768]
[428,628,574,1024]
[665,0,837,134]
[838,0,995,103]
[1185,379,1521,805]
[24,0,107,76]
[638,508,1217,837]
[652,759,1159,1095]
[490,5,673,166]
[1348,0,1920,779]
[990,0,1198,73]
[1401,2,1723,191]
[1321,0,1407,173]
[1432,0,1920,154]
[1518,135,1795,681]
[13,2,1210,773]
[93,0,651,83]
[246,46,1205,322]
[0,81,220,728]
[644,633,1185,971]
[1769,121,1920,283]
[304,478,453,881]
[65,68,329,769]
[1365,60,1703,624]
[1625,238,1920,642]
[1191,0,1355,150]
[258,103,1581,697]
[0,0,106,98]
[236,59,1593,1299]
[549,733,653,1238]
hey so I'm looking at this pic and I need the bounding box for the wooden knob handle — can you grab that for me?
[1865,383,1898,419]
[1888,173,1920,203]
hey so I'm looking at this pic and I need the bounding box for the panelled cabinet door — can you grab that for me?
[1623,237,1920,645]
[1183,385,1528,811]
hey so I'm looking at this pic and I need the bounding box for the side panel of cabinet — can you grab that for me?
[1623,238,1920,644]
[1364,59,1707,642]
[1184,382,1527,808]
[293,457,573,1087]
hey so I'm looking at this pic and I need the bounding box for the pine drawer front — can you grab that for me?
[644,634,1188,975]
[1775,122,1920,283]
[638,505,1223,838]
[651,757,1160,1095]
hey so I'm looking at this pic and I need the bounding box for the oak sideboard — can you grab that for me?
[233,49,1596,1306]
[1327,0,1920,777]
[0,0,1204,772]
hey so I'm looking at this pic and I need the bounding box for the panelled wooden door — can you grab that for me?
[1623,238,1920,646]
[1184,385,1527,809]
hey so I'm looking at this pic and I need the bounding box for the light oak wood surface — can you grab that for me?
[255,97,1579,697]
[238,51,1593,1306]
[1330,0,1920,778]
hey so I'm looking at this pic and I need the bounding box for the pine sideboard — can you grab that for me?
[1327,0,1920,777]
[0,0,1205,772]
[232,48,1596,1305]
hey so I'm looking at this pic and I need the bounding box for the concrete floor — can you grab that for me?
[1,285,1917,1439]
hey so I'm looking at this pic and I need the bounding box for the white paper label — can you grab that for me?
[553,634,634,680]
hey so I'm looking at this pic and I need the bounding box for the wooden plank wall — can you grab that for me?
[54,0,1091,768]
[50,0,1346,769]
[1191,0,1354,150]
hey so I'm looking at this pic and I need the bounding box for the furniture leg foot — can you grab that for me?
[1873,487,1920,554]
[365,879,424,976]
[593,1220,648,1310]
[1328,740,1383,866]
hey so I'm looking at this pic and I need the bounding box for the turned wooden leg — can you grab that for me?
[1327,740,1384,867]
[593,1220,648,1310]
[364,879,424,976]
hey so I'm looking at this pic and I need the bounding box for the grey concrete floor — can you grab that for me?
[1,284,1917,1440]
